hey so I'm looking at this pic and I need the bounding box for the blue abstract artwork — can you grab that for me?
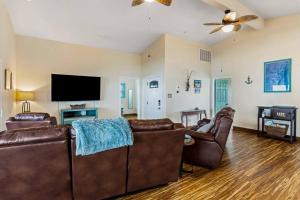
[264,59,291,93]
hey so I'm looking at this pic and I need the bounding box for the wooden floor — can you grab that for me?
[119,130,300,200]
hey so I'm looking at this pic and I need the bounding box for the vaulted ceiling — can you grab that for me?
[4,0,300,53]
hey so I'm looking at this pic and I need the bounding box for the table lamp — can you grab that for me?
[16,91,35,113]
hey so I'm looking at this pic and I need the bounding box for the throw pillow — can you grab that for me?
[197,117,215,133]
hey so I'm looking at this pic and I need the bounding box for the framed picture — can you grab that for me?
[4,69,12,90]
[194,80,201,94]
[264,59,291,93]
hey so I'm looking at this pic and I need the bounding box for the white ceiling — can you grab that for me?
[4,0,300,53]
[240,0,300,19]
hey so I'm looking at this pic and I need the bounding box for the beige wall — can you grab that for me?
[141,36,166,118]
[212,15,300,130]
[140,35,211,123]
[16,35,141,121]
[165,35,211,123]
[0,0,16,130]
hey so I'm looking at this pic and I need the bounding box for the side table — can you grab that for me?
[180,135,195,178]
[181,109,207,127]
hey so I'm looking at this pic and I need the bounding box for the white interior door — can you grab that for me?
[143,76,163,119]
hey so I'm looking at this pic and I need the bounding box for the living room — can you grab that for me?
[0,0,300,199]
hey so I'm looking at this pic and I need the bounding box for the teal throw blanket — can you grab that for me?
[72,117,133,156]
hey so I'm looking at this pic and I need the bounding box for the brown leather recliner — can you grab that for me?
[127,119,186,193]
[6,112,57,130]
[0,126,72,200]
[183,107,235,169]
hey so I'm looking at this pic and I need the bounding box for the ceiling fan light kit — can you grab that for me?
[132,0,172,7]
[222,25,235,33]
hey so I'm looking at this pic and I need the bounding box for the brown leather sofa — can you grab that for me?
[0,126,72,200]
[0,119,185,200]
[69,118,186,200]
[183,107,235,169]
[6,112,57,130]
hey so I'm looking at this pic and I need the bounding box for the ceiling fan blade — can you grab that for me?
[236,15,258,23]
[132,0,144,7]
[156,0,172,6]
[233,24,241,32]
[210,26,223,34]
[203,22,223,26]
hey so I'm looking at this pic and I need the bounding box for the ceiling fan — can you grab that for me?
[204,10,258,34]
[132,0,172,7]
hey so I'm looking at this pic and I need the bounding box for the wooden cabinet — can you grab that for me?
[60,108,98,125]
[257,106,297,143]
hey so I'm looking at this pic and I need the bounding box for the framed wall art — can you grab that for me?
[194,80,202,94]
[264,59,291,93]
[4,69,12,90]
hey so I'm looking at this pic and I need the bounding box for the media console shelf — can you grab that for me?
[60,108,98,125]
[257,106,297,143]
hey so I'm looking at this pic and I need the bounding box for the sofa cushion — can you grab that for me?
[129,118,174,132]
[15,112,50,121]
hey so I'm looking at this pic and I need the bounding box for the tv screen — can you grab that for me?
[51,74,101,101]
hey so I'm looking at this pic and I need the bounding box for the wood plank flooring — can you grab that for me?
[119,130,300,200]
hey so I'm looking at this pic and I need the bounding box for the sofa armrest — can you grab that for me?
[49,116,58,126]
[6,117,16,122]
[187,130,215,142]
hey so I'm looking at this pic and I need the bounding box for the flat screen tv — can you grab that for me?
[51,74,101,101]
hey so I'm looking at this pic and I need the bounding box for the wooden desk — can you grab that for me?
[181,109,207,127]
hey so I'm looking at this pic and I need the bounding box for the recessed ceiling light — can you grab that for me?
[26,0,32,2]
[145,0,155,2]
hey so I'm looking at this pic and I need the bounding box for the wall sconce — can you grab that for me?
[245,76,253,85]
[16,91,35,113]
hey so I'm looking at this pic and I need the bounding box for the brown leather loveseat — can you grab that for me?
[0,118,186,200]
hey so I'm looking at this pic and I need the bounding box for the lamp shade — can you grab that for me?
[16,91,35,101]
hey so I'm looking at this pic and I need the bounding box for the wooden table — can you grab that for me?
[181,109,207,127]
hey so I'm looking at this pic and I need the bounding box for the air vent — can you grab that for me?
[200,49,211,63]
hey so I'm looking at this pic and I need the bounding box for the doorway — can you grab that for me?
[214,78,231,114]
[120,77,140,120]
[143,76,163,119]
